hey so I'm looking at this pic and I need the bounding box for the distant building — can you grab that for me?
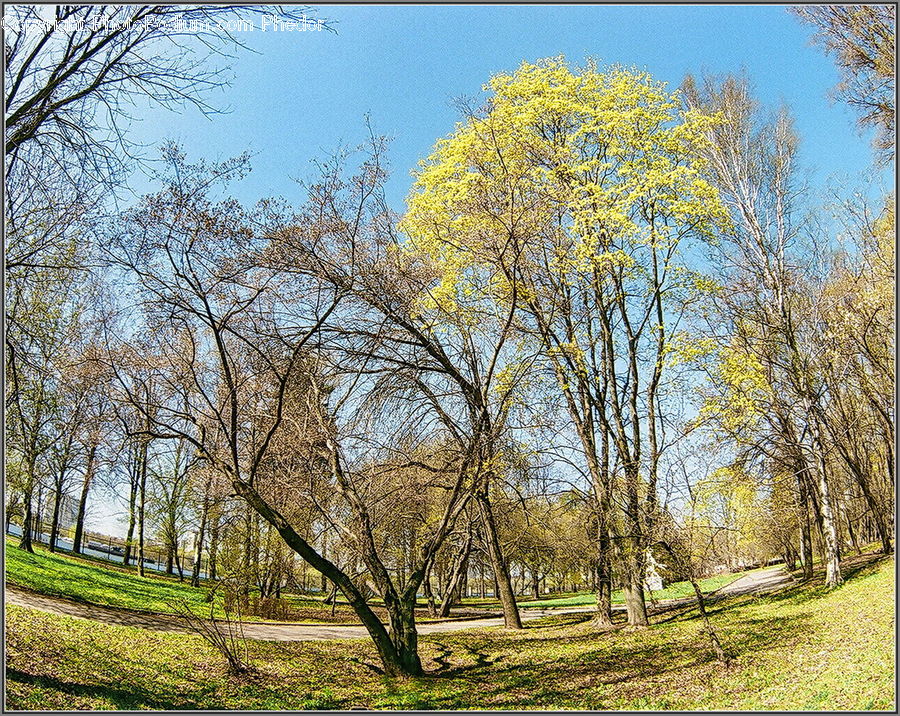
[644,550,665,591]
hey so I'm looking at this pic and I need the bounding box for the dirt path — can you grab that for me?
[5,566,793,642]
[713,565,795,597]
[4,586,593,641]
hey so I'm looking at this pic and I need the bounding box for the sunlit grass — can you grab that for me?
[6,554,892,710]
[5,539,225,617]
[4,540,478,624]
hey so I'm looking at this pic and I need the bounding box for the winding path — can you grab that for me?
[5,566,793,642]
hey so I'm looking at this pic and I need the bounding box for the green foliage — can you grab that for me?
[402,56,729,314]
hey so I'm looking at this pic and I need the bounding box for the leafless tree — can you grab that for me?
[791,4,895,164]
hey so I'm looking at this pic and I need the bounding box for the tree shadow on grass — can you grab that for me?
[753,553,888,608]
[5,667,188,710]
[420,607,812,709]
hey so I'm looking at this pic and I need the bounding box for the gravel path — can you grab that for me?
[5,565,793,642]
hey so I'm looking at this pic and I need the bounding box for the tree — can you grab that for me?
[402,57,729,625]
[148,436,195,578]
[791,4,895,164]
[681,73,870,587]
[107,145,490,676]
[4,4,329,439]
[4,5,326,165]
[5,269,87,552]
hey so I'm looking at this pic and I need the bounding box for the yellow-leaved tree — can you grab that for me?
[402,57,729,626]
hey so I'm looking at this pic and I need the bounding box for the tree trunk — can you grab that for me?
[851,461,892,554]
[165,533,175,575]
[192,499,209,587]
[423,562,437,617]
[438,533,472,618]
[137,439,148,577]
[690,576,728,662]
[242,505,253,597]
[48,484,63,553]
[796,468,814,579]
[845,507,861,556]
[833,433,893,555]
[123,475,138,566]
[18,482,35,553]
[623,576,648,627]
[811,430,843,587]
[593,536,613,626]
[233,479,423,676]
[594,422,614,626]
[72,443,98,555]
[174,538,184,580]
[208,514,220,581]
[623,464,648,627]
[477,494,522,629]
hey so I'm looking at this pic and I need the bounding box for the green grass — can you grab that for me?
[5,539,227,618]
[6,553,893,710]
[5,538,747,621]
[4,540,398,624]
[4,541,481,624]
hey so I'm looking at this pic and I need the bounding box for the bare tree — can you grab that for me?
[791,4,895,164]
[4,5,327,166]
[105,146,484,675]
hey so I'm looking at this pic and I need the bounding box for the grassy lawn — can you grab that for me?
[8,536,752,622]
[5,539,228,617]
[6,554,893,710]
[4,541,479,624]
[5,540,356,622]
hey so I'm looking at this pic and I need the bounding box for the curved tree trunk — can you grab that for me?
[234,479,424,676]
[439,532,472,617]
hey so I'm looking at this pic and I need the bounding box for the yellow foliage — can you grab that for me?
[400,56,730,312]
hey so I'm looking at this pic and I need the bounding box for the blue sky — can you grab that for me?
[95,3,885,537]
[126,3,884,210]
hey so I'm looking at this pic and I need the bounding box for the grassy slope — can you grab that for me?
[7,538,744,617]
[5,541,338,621]
[6,540,236,616]
[4,541,482,624]
[5,555,893,710]
[5,540,225,616]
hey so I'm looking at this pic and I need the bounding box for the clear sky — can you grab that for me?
[125,3,885,210]
[93,3,886,536]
